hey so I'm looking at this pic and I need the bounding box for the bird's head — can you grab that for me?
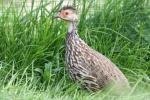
[54,6,78,22]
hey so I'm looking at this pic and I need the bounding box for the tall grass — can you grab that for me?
[0,0,150,99]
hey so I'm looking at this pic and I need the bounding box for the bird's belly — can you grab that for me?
[68,66,101,91]
[66,56,101,91]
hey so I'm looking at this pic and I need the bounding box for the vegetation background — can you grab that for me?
[0,0,150,99]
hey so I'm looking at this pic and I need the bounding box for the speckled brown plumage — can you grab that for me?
[65,31,130,91]
[55,6,130,92]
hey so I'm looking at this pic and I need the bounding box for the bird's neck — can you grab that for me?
[66,22,79,45]
[68,22,78,34]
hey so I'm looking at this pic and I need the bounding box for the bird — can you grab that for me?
[54,6,130,92]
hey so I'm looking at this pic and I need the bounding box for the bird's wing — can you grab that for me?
[77,38,129,88]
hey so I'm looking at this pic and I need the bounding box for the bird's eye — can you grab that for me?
[65,12,69,15]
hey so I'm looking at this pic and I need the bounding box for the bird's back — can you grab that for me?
[65,32,130,91]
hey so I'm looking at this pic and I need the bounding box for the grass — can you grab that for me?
[0,0,150,99]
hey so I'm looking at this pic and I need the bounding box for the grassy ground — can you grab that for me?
[0,0,150,100]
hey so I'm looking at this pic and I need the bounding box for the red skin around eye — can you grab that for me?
[60,10,69,17]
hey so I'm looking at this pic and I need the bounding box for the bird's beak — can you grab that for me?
[53,13,60,19]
